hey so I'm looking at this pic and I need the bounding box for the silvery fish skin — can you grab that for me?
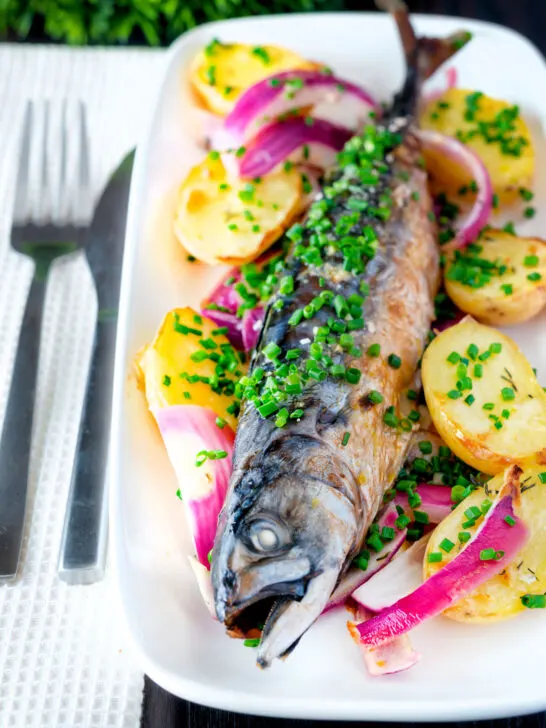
[212,5,469,668]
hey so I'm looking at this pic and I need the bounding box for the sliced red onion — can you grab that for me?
[224,70,379,145]
[242,305,265,351]
[201,269,243,349]
[201,255,280,352]
[188,556,217,619]
[201,309,244,351]
[352,536,430,613]
[348,467,528,647]
[239,117,351,179]
[154,405,234,567]
[394,484,453,524]
[354,606,420,677]
[418,129,493,248]
[202,268,241,312]
[325,504,407,613]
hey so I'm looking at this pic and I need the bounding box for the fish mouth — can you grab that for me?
[217,556,342,668]
[216,556,312,626]
[256,569,340,668]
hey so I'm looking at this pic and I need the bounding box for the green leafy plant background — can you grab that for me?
[0,0,347,45]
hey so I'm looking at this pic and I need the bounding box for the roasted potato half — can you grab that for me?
[420,89,534,204]
[136,307,243,431]
[422,317,546,475]
[190,40,317,116]
[444,230,546,326]
[424,464,546,623]
[174,154,303,265]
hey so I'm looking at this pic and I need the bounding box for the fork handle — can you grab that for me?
[57,315,117,584]
[0,272,47,581]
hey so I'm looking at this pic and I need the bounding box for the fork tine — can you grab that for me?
[67,102,92,225]
[56,100,69,223]
[59,99,67,216]
[12,102,33,224]
[39,101,51,221]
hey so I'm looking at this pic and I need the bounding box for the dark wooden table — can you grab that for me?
[141,0,546,725]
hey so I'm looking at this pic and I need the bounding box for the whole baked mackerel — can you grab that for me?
[212,1,470,667]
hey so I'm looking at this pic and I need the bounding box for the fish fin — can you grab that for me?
[416,31,473,82]
[379,0,472,117]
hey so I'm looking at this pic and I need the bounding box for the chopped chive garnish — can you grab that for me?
[244,638,261,648]
[427,552,442,563]
[479,548,496,561]
[346,367,361,384]
[521,594,546,609]
[353,553,369,571]
[440,538,455,553]
[501,387,515,401]
[387,354,402,369]
[342,431,351,446]
[467,343,478,360]
[381,526,395,541]
[368,390,384,405]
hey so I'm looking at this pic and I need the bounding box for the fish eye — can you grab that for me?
[247,520,284,553]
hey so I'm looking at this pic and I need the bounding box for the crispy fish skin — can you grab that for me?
[212,6,469,668]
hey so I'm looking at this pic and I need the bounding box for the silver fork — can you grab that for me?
[0,101,92,581]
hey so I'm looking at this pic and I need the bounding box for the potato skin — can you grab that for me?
[420,88,534,204]
[422,317,546,475]
[174,155,303,265]
[136,307,243,431]
[444,230,546,326]
[189,42,317,116]
[424,465,546,623]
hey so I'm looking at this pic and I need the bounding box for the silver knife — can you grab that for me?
[57,150,134,584]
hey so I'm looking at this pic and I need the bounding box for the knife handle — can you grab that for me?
[57,315,117,584]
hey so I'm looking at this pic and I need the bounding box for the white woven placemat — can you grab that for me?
[0,44,165,728]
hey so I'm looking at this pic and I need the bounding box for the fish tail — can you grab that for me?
[377,0,472,118]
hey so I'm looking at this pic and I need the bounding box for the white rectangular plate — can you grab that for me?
[110,12,546,721]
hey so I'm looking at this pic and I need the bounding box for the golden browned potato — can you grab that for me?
[422,317,546,475]
[189,40,317,116]
[420,89,534,204]
[444,230,546,326]
[136,307,243,431]
[173,154,303,266]
[424,464,546,623]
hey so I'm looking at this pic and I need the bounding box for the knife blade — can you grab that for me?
[57,150,134,584]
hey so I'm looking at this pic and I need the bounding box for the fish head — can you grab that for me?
[211,434,362,667]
